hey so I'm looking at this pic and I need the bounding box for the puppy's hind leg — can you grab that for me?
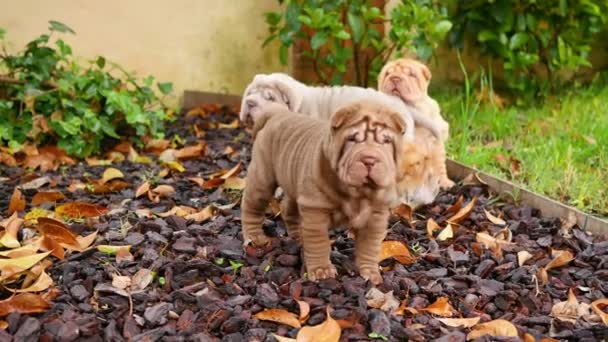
[241,157,276,246]
[280,196,301,241]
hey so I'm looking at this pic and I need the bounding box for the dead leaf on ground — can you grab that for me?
[437,224,454,241]
[296,299,310,322]
[484,209,506,226]
[187,177,205,188]
[8,188,26,215]
[203,177,225,189]
[157,205,198,218]
[88,179,130,194]
[419,297,456,317]
[392,203,413,222]
[97,245,131,256]
[518,250,533,266]
[550,288,592,323]
[219,162,242,180]
[296,306,341,342]
[366,288,400,313]
[254,308,302,328]
[0,238,41,258]
[0,151,17,167]
[509,156,521,177]
[538,249,575,284]
[0,251,51,272]
[36,217,79,248]
[116,247,134,263]
[0,320,7,330]
[19,176,51,190]
[84,157,112,166]
[0,293,51,317]
[223,177,246,190]
[74,231,98,251]
[446,195,464,215]
[8,270,53,293]
[132,268,153,291]
[466,319,518,340]
[41,235,65,260]
[22,146,75,172]
[135,181,151,198]
[175,142,206,160]
[447,196,477,224]
[379,241,416,265]
[590,298,608,325]
[150,185,175,197]
[185,205,218,223]
[31,191,66,206]
[437,316,481,328]
[218,119,240,129]
[144,139,171,154]
[0,213,23,248]
[24,208,58,227]
[426,218,441,238]
[55,202,109,218]
[112,273,132,290]
[100,167,124,185]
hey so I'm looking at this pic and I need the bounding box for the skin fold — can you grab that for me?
[240,101,406,285]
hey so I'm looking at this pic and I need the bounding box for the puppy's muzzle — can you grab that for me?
[243,99,257,127]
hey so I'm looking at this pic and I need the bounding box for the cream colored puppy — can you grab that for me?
[378,58,455,193]
[241,100,406,284]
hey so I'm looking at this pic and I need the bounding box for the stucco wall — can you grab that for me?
[0,0,287,106]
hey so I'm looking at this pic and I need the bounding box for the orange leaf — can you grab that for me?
[55,202,109,218]
[41,235,65,260]
[32,191,66,206]
[446,195,464,215]
[8,270,53,293]
[296,306,341,342]
[426,218,440,238]
[447,196,477,224]
[0,293,51,317]
[393,203,412,222]
[419,297,456,317]
[8,187,26,215]
[379,241,416,265]
[220,162,242,180]
[538,249,575,284]
[185,205,218,223]
[590,298,608,325]
[36,217,79,248]
[203,178,225,189]
[254,308,302,328]
[175,142,206,160]
[0,320,7,330]
[466,319,518,340]
[135,181,151,198]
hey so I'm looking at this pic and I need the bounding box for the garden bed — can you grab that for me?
[0,99,606,341]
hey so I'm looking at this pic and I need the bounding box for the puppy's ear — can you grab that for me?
[377,62,392,89]
[330,103,360,131]
[421,64,431,82]
[385,109,407,136]
[270,75,303,111]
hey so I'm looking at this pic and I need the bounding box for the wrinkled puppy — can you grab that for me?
[378,58,455,197]
[241,101,406,285]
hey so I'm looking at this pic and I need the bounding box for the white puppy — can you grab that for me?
[239,72,446,142]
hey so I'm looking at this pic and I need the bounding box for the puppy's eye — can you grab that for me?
[382,136,393,144]
[347,134,358,142]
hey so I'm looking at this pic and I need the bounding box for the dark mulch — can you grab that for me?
[0,104,606,342]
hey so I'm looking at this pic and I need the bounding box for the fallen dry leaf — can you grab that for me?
[0,320,7,330]
[466,319,518,340]
[0,293,51,317]
[9,270,53,293]
[31,191,66,206]
[219,162,242,180]
[151,185,175,197]
[162,161,185,173]
[135,181,151,198]
[36,217,79,248]
[484,209,506,226]
[157,205,198,218]
[539,249,575,284]
[55,202,109,218]
[116,247,134,263]
[379,240,416,265]
[436,316,481,328]
[446,195,464,215]
[518,250,533,266]
[203,177,225,189]
[41,235,65,260]
[218,119,240,129]
[0,151,17,167]
[185,205,218,223]
[590,298,608,325]
[88,179,130,195]
[419,297,456,317]
[23,208,58,227]
[175,142,206,160]
[0,251,51,272]
[74,231,98,251]
[550,288,592,323]
[272,335,296,342]
[426,218,441,238]
[447,196,477,224]
[393,203,413,222]
[112,273,132,290]
[132,268,153,291]
[144,138,170,154]
[8,187,26,215]
[0,238,41,258]
[19,176,51,190]
[0,213,23,248]
[296,299,310,322]
[22,146,75,172]
[437,224,454,241]
[97,245,131,256]
[187,177,206,188]
[296,306,341,342]
[100,167,124,185]
[254,308,302,328]
[366,288,400,313]
[223,176,246,190]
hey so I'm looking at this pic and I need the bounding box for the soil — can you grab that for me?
[0,104,606,342]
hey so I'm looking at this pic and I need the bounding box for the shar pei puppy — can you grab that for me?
[240,100,407,285]
[378,58,455,203]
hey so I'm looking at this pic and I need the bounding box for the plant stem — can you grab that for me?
[0,75,58,88]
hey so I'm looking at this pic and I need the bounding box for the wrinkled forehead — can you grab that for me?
[341,116,397,141]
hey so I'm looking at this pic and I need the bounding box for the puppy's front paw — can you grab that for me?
[359,267,383,285]
[243,232,271,247]
[439,177,455,190]
[307,264,337,281]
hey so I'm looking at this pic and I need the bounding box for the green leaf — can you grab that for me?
[311,31,329,50]
[56,39,72,56]
[559,0,568,16]
[298,15,312,27]
[279,45,288,65]
[509,32,529,50]
[478,30,497,42]
[0,27,5,40]
[334,30,351,40]
[96,56,106,69]
[369,332,388,341]
[264,12,282,26]
[157,82,173,95]
[347,13,365,43]
[48,20,75,34]
[434,20,453,37]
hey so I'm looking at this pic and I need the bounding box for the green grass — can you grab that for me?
[433,82,608,218]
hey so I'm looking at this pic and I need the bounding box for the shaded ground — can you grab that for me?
[0,104,606,341]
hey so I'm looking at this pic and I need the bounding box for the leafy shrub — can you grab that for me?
[0,21,175,158]
[263,0,452,87]
[449,0,608,97]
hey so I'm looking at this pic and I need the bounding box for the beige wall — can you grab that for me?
[0,0,287,107]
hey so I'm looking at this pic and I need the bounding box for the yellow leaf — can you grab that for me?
[185,205,217,223]
[223,177,246,190]
[0,251,51,272]
[254,308,302,328]
[379,241,416,265]
[426,218,440,238]
[8,270,53,293]
[24,208,57,227]
[517,251,533,266]
[162,161,185,173]
[419,297,456,317]
[101,167,124,185]
[296,306,341,342]
[135,181,150,198]
[437,224,454,241]
[466,319,518,340]
[437,316,481,328]
[0,320,7,330]
[484,209,506,226]
[0,237,42,258]
[447,196,477,224]
[0,212,22,248]
[539,249,575,284]
[97,245,131,256]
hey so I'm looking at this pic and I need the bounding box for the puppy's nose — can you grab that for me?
[361,156,378,169]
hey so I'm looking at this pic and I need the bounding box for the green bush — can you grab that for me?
[0,21,175,158]
[263,0,452,87]
[449,0,608,97]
